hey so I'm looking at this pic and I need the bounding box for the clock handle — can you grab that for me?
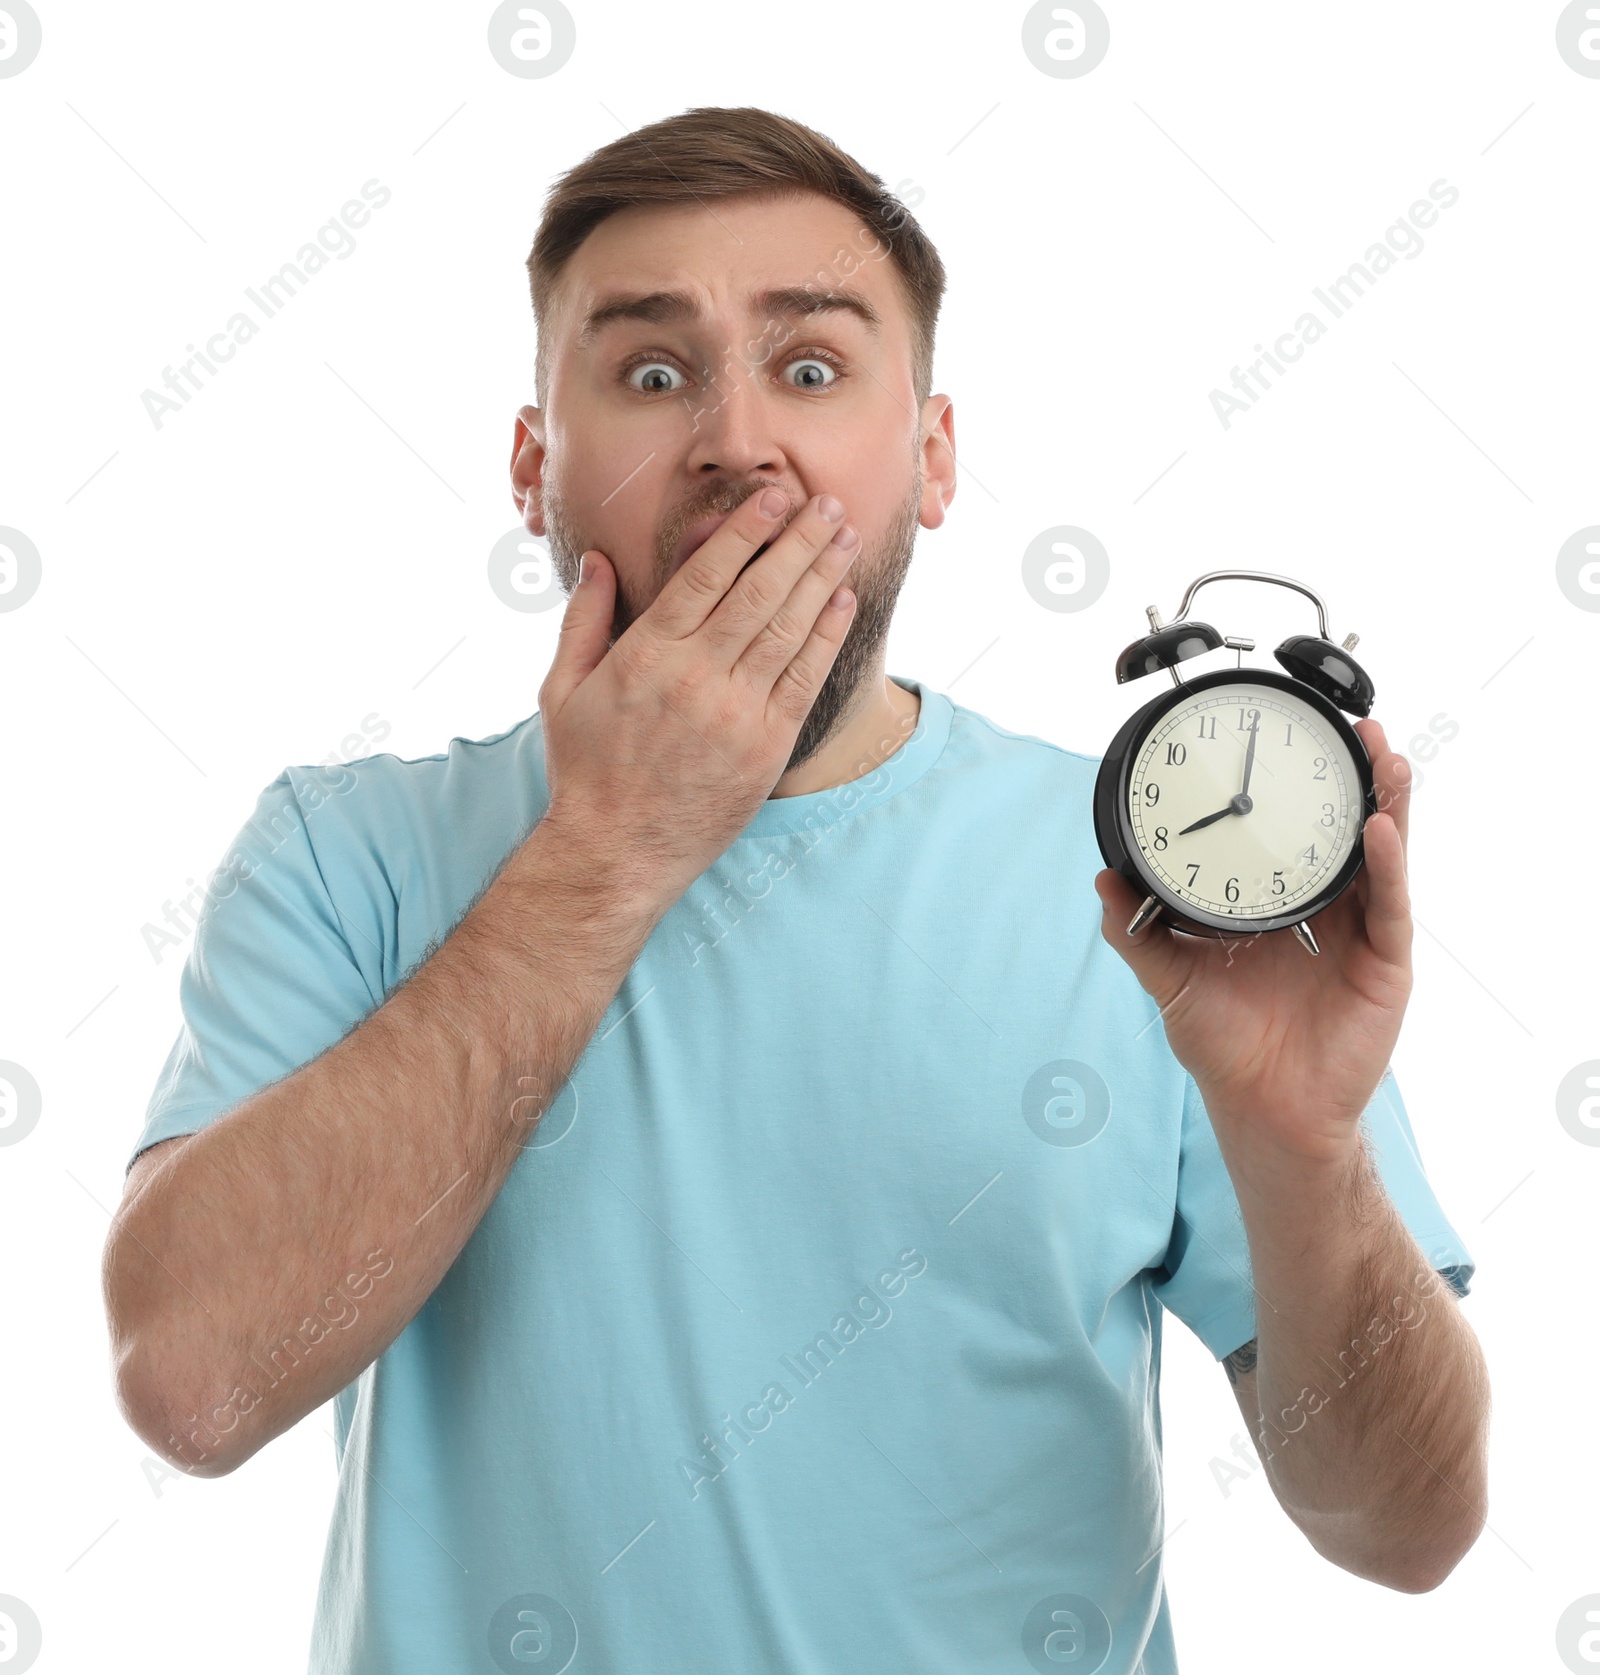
[1167,569,1333,637]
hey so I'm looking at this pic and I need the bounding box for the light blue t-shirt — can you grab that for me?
[129,674,1475,1675]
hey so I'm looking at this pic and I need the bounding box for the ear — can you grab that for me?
[917,394,956,530]
[510,404,548,533]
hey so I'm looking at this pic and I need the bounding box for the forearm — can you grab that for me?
[1225,1133,1490,1590]
[106,811,665,1476]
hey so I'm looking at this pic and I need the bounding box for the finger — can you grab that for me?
[539,549,616,712]
[648,484,793,639]
[1358,809,1412,970]
[766,583,857,727]
[1355,717,1409,856]
[1094,868,1190,1006]
[735,519,862,687]
[700,493,858,663]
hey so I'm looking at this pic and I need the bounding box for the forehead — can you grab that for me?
[550,190,908,340]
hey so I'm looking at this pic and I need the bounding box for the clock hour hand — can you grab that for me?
[1177,804,1233,835]
[1176,791,1254,836]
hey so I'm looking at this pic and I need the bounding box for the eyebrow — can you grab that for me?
[576,285,882,347]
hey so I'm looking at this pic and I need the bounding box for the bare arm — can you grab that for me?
[1220,1147,1490,1593]
[103,482,864,1477]
[103,816,664,1476]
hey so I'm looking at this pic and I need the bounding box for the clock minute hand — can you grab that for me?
[1238,715,1259,798]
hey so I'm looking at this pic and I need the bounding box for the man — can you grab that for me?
[104,107,1489,1674]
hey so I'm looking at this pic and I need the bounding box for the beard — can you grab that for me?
[541,464,922,776]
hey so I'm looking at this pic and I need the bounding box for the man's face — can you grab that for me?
[511,189,955,771]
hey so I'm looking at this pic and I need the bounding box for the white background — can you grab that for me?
[2,2,1596,1671]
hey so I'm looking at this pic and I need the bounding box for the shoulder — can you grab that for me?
[278,710,547,839]
[226,711,550,910]
[937,690,1106,802]
[944,690,1105,767]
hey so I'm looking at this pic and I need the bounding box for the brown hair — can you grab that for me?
[526,105,945,407]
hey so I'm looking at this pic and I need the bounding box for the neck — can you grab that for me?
[769,672,922,800]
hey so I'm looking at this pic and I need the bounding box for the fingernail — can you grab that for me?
[758,489,787,518]
[830,524,860,550]
[818,494,845,522]
[579,553,593,583]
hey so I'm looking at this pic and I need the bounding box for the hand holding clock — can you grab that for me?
[1094,716,1411,1171]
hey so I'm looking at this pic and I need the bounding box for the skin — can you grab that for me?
[509,188,957,794]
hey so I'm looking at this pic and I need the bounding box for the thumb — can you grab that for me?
[542,550,616,709]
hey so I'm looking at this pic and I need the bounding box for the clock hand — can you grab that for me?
[1177,804,1234,835]
[1176,791,1255,836]
[1238,713,1259,798]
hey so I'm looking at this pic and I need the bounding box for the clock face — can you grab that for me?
[1125,678,1364,922]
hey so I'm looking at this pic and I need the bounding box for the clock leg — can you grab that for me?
[1126,894,1163,937]
[1290,920,1321,956]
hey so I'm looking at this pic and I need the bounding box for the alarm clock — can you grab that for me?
[1092,569,1378,957]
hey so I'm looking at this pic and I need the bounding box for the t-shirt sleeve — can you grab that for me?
[127,770,381,1176]
[1148,1064,1477,1362]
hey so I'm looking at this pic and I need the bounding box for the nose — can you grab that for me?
[682,356,788,479]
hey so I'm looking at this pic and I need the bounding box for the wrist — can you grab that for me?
[1202,1091,1372,1185]
[1227,1130,1385,1277]
[510,804,677,928]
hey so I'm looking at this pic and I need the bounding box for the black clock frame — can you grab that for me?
[1093,665,1378,939]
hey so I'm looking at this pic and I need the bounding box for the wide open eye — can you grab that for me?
[625,361,688,394]
[780,357,838,390]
